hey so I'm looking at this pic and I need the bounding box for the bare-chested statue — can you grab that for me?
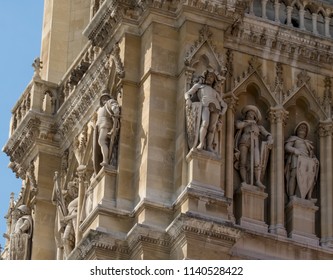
[61,181,78,259]
[234,105,273,189]
[285,121,319,200]
[9,205,33,260]
[93,89,120,174]
[184,69,227,152]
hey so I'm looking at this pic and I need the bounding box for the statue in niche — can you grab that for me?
[285,121,319,200]
[184,68,227,152]
[9,205,33,260]
[93,89,120,174]
[61,181,78,259]
[234,105,273,189]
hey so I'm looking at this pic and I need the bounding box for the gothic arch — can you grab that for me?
[291,0,303,9]
[283,84,326,120]
[233,71,278,109]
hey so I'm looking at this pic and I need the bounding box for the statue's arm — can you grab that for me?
[185,83,201,101]
[19,220,30,233]
[285,140,299,155]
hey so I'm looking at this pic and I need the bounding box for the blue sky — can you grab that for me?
[0,1,44,250]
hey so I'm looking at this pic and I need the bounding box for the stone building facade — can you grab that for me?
[2,0,333,260]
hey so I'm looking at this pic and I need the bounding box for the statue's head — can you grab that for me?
[17,205,30,215]
[67,181,78,199]
[200,68,222,87]
[100,89,111,106]
[241,105,262,122]
[295,121,310,139]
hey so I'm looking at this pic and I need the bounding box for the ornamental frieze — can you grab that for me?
[226,17,333,70]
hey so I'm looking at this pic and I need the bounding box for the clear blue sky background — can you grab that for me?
[0,1,44,250]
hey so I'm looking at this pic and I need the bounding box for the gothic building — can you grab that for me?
[2,0,333,260]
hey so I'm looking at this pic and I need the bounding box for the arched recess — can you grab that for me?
[279,1,288,25]
[233,71,278,115]
[317,9,326,36]
[304,7,313,32]
[232,74,277,189]
[266,0,275,21]
[291,1,301,28]
[283,85,326,171]
[253,0,262,18]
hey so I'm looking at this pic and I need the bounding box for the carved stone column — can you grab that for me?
[248,0,254,15]
[286,6,293,26]
[274,0,280,23]
[312,13,318,35]
[268,106,288,236]
[261,0,268,19]
[76,164,87,245]
[325,17,331,37]
[319,120,333,247]
[299,8,305,30]
[224,93,238,222]
[224,93,238,201]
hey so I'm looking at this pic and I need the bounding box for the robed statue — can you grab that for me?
[9,205,33,260]
[285,121,319,200]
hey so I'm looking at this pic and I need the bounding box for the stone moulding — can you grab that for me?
[3,115,41,178]
[226,15,333,72]
[68,230,129,260]
[167,213,241,247]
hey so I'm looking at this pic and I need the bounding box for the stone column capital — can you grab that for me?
[77,165,87,181]
[224,92,238,112]
[318,120,333,137]
[268,106,289,125]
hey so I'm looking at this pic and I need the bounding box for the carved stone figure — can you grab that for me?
[185,69,227,152]
[93,89,120,174]
[9,205,33,260]
[234,105,273,188]
[52,171,67,259]
[32,57,42,78]
[61,181,78,259]
[285,121,319,200]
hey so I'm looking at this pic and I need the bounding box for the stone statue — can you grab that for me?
[32,57,42,78]
[184,69,227,152]
[285,121,319,200]
[234,105,273,188]
[61,181,78,259]
[52,171,67,259]
[93,89,120,174]
[9,205,33,260]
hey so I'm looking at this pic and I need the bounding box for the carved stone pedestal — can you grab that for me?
[235,183,268,233]
[186,148,223,191]
[182,149,232,221]
[286,196,319,246]
[91,165,117,209]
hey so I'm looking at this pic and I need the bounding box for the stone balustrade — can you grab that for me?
[249,0,333,38]
[61,44,99,101]
[10,83,32,136]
